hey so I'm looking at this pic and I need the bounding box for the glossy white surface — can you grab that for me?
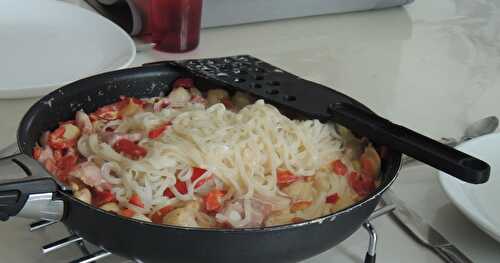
[0,0,135,98]
[439,134,500,243]
[1,0,500,262]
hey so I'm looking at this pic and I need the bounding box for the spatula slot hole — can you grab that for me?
[267,81,280,86]
[266,89,279,95]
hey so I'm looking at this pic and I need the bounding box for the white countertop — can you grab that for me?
[1,0,500,262]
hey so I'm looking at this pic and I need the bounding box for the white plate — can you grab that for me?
[439,133,500,242]
[0,0,136,98]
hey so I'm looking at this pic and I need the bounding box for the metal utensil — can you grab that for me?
[382,190,473,263]
[401,116,499,167]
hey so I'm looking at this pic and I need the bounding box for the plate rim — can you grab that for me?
[438,133,500,242]
[0,0,136,99]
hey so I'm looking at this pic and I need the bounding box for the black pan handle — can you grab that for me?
[0,154,62,221]
[329,103,490,184]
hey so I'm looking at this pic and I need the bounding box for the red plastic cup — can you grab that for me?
[151,0,203,53]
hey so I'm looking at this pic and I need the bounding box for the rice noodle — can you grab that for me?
[35,90,382,228]
[76,99,344,214]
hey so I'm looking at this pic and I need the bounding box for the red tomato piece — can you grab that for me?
[33,146,42,160]
[277,170,299,186]
[150,205,174,224]
[92,105,121,121]
[204,190,225,212]
[191,167,209,189]
[173,78,194,89]
[113,139,148,159]
[55,154,78,182]
[163,180,188,198]
[48,126,76,150]
[331,160,348,176]
[119,208,135,218]
[93,190,116,207]
[129,194,144,208]
[326,193,340,204]
[191,167,206,180]
[148,122,171,139]
[347,171,375,197]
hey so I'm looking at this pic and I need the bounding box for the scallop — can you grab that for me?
[74,188,91,204]
[169,88,191,107]
[206,89,229,106]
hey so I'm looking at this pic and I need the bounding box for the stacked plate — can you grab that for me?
[0,0,136,98]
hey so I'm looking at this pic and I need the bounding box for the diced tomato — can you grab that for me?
[277,170,299,186]
[331,160,348,176]
[163,180,188,198]
[191,167,209,189]
[163,168,209,198]
[290,201,312,212]
[148,122,171,139]
[204,189,225,212]
[113,139,148,159]
[173,78,194,89]
[55,154,78,182]
[33,146,42,160]
[119,208,136,218]
[93,190,116,207]
[92,104,122,121]
[129,194,144,208]
[191,167,206,180]
[347,171,375,197]
[326,193,340,204]
[48,126,76,150]
[291,217,304,224]
[150,205,174,224]
[91,97,144,121]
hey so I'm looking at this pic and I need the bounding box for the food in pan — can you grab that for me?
[32,78,381,228]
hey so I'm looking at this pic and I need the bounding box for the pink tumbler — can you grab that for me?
[151,0,203,53]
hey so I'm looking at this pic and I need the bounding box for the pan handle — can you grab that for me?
[0,154,63,221]
[329,103,490,184]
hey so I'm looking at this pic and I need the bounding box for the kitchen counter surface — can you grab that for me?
[1,0,500,262]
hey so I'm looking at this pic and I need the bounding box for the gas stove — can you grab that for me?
[25,206,395,263]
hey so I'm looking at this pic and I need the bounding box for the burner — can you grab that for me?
[30,204,396,263]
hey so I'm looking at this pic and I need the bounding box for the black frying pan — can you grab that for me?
[0,56,489,263]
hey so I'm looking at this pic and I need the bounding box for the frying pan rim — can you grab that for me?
[16,64,402,233]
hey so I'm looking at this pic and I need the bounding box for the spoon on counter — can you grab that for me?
[401,116,499,167]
